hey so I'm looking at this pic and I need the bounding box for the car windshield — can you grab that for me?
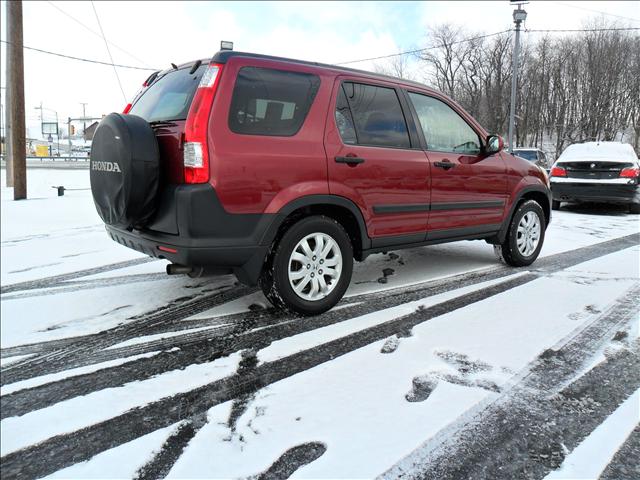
[514,150,537,162]
[129,64,205,122]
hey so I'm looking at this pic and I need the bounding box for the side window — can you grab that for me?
[228,67,320,136]
[335,86,357,144]
[343,82,411,149]
[408,92,481,155]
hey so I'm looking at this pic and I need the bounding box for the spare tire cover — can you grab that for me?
[90,113,160,229]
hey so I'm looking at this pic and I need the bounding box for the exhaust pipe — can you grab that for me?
[166,264,193,275]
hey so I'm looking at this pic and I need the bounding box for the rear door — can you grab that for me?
[405,91,507,235]
[324,79,430,242]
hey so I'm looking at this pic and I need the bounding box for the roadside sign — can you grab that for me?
[42,122,58,135]
[36,145,49,157]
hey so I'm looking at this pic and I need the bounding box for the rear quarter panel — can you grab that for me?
[208,57,333,214]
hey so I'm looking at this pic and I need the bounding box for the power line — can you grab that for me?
[336,29,512,65]
[336,26,640,66]
[0,40,157,70]
[46,1,153,68]
[525,27,640,33]
[91,1,127,102]
[551,1,640,24]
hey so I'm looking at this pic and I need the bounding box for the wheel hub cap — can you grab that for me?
[516,211,541,257]
[288,232,342,301]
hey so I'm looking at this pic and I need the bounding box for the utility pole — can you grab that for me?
[8,0,26,199]
[508,1,528,153]
[68,117,72,155]
[80,102,88,136]
[4,5,13,187]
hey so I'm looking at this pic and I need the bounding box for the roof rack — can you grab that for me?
[210,50,433,92]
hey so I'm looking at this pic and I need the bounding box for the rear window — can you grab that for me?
[228,67,320,136]
[514,150,537,162]
[129,65,205,122]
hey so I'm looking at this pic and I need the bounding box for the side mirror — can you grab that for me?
[485,135,504,155]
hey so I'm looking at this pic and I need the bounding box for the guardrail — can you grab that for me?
[1,155,89,161]
[1,156,90,169]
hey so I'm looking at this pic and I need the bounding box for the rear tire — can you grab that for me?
[497,200,546,267]
[551,199,561,210]
[629,202,640,214]
[260,215,353,316]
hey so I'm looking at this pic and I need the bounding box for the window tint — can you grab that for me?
[335,86,357,144]
[228,67,320,136]
[343,82,410,149]
[129,65,205,122]
[408,92,481,154]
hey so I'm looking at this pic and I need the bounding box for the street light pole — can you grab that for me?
[508,2,527,153]
[80,102,87,136]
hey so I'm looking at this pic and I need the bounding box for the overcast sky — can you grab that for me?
[1,0,639,139]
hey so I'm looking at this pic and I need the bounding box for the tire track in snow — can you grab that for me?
[0,283,254,381]
[0,257,156,294]
[0,266,510,383]
[1,272,169,301]
[2,234,638,417]
[0,269,617,479]
[5,232,637,363]
[0,234,638,479]
[599,425,640,480]
[133,413,209,480]
[383,284,640,480]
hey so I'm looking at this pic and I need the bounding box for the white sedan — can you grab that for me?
[549,141,640,213]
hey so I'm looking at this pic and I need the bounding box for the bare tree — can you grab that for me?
[374,53,416,80]
[412,19,639,157]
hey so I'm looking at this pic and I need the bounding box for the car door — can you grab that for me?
[405,91,507,236]
[324,79,430,242]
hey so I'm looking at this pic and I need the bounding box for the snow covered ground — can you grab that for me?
[1,168,639,479]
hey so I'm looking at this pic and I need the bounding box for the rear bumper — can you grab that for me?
[106,184,280,285]
[551,181,639,204]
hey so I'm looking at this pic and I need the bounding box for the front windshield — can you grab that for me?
[129,65,205,122]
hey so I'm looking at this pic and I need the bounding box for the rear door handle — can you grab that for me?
[335,156,365,165]
[434,160,455,170]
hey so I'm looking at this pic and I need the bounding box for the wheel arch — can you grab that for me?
[493,185,551,244]
[260,195,371,260]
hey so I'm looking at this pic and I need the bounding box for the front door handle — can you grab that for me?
[335,155,365,165]
[434,160,455,170]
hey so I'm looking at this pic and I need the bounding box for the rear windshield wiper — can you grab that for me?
[148,120,178,127]
[189,60,202,75]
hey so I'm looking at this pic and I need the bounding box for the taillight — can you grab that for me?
[122,103,132,114]
[550,166,567,177]
[183,63,223,184]
[620,167,639,178]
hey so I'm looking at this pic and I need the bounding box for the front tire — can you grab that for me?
[260,215,353,316]
[497,200,546,267]
[629,202,640,214]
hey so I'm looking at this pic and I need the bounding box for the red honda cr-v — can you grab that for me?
[90,50,551,315]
